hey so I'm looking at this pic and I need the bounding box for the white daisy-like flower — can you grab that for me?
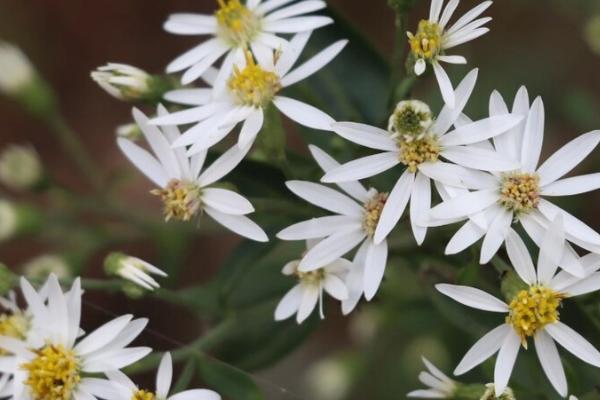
[0,291,31,353]
[407,357,456,398]
[0,274,151,399]
[426,87,600,269]
[104,253,167,291]
[275,239,350,323]
[278,145,396,310]
[152,32,346,154]
[104,352,221,400]
[118,105,268,242]
[436,216,600,398]
[407,0,492,107]
[322,69,522,246]
[164,0,333,85]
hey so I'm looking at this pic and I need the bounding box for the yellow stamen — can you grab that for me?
[499,172,540,214]
[296,269,326,285]
[407,20,443,61]
[363,192,389,236]
[228,52,281,107]
[397,134,440,172]
[215,0,261,47]
[506,286,564,347]
[22,344,80,400]
[132,390,156,400]
[151,179,202,222]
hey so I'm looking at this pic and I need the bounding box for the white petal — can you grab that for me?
[373,170,415,244]
[537,199,600,247]
[297,285,320,323]
[274,285,302,320]
[263,16,333,33]
[238,108,264,148]
[363,240,388,300]
[117,138,168,187]
[534,330,567,397]
[153,103,230,127]
[323,275,349,300]
[537,130,600,186]
[454,324,511,375]
[197,142,252,186]
[441,145,520,172]
[546,322,600,367]
[439,115,523,147]
[542,173,600,197]
[562,271,600,297]
[445,220,485,255]
[433,69,478,135]
[285,180,363,217]
[494,330,521,398]
[429,189,497,220]
[299,229,366,271]
[277,216,361,240]
[204,207,268,242]
[74,315,133,356]
[281,40,347,87]
[505,229,536,285]
[166,38,224,73]
[257,0,295,14]
[436,284,508,312]
[443,27,489,49]
[446,1,493,35]
[410,172,431,245]
[156,353,173,398]
[432,61,455,108]
[437,55,466,64]
[537,214,565,285]
[273,96,334,130]
[308,144,369,202]
[429,0,443,22]
[275,31,312,77]
[414,58,427,75]
[202,188,254,215]
[321,152,400,183]
[407,389,446,398]
[181,46,229,85]
[438,0,459,28]
[417,161,463,188]
[164,88,213,106]
[480,208,512,264]
[520,97,545,172]
[331,122,396,151]
[169,389,221,400]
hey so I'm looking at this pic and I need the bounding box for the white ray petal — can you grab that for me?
[331,122,396,151]
[321,152,400,183]
[494,330,521,398]
[520,97,545,172]
[546,322,600,367]
[281,40,348,87]
[436,284,508,312]
[454,324,511,375]
[285,180,364,217]
[542,173,600,196]
[273,96,334,130]
[373,170,415,244]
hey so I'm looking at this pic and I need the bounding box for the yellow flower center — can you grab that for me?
[499,172,540,214]
[151,179,202,222]
[215,0,261,47]
[506,286,564,346]
[397,134,440,172]
[228,52,281,107]
[22,344,81,400]
[296,269,326,285]
[0,312,29,355]
[363,192,389,236]
[132,390,156,400]
[407,20,443,61]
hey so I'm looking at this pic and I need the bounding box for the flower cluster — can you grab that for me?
[84,0,600,398]
[0,275,220,400]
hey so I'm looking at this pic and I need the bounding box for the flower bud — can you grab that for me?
[0,42,35,96]
[0,145,43,191]
[116,123,143,141]
[0,199,44,242]
[306,359,350,400]
[480,383,515,400]
[388,100,433,138]
[104,252,167,291]
[22,254,71,281]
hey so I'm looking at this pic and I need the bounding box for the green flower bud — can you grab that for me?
[388,100,433,138]
[0,144,43,191]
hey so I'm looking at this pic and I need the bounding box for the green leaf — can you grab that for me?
[197,355,265,400]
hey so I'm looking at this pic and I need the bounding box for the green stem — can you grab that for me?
[124,318,236,375]
[389,11,409,108]
[46,114,104,191]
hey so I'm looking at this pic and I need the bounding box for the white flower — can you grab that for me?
[436,216,600,398]
[0,42,35,95]
[153,32,345,154]
[278,145,394,310]
[104,352,221,400]
[407,357,456,398]
[323,70,522,246]
[427,87,600,268]
[275,240,350,323]
[0,274,151,399]
[407,0,492,107]
[0,145,43,191]
[91,63,151,101]
[118,105,268,242]
[164,0,333,85]
[22,254,71,281]
[0,200,17,242]
[105,252,167,291]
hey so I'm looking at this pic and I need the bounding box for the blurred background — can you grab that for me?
[1,0,600,399]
